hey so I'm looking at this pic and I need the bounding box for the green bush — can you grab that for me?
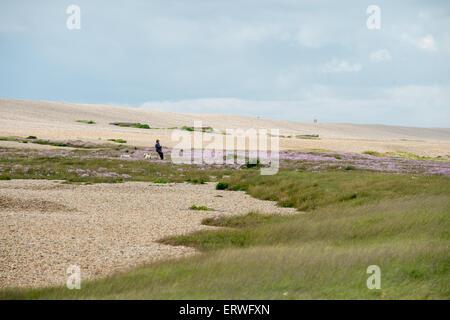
[76,120,96,124]
[216,182,229,190]
[133,123,150,129]
[152,178,169,183]
[110,122,150,129]
[108,139,127,144]
[186,178,207,184]
[26,136,37,139]
[189,205,214,211]
[245,158,260,168]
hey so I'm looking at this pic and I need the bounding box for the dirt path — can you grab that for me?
[0,180,297,289]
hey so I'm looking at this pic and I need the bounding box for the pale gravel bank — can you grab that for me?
[1,98,450,157]
[0,180,298,289]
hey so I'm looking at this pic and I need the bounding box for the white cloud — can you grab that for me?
[320,59,362,74]
[370,49,391,62]
[418,34,437,51]
[296,28,322,48]
[140,84,450,127]
[401,33,437,51]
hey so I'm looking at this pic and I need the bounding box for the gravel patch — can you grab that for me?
[0,180,297,289]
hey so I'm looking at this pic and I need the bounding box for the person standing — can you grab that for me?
[155,139,164,160]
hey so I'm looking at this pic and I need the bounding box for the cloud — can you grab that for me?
[320,59,362,74]
[295,28,322,48]
[370,49,392,62]
[401,33,437,51]
[140,85,450,127]
[418,34,437,51]
[1,1,449,127]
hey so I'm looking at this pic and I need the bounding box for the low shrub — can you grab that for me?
[216,182,229,190]
[189,205,214,211]
[245,159,260,168]
[76,120,96,124]
[153,178,169,183]
[108,139,127,143]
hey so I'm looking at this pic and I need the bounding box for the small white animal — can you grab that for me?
[120,154,131,158]
[144,153,152,159]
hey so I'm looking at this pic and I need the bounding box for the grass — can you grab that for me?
[296,135,321,140]
[3,194,448,299]
[189,205,215,211]
[132,123,150,129]
[222,169,450,211]
[216,182,229,190]
[181,126,194,132]
[185,177,207,184]
[76,120,96,124]
[110,122,150,129]
[0,148,449,299]
[181,126,213,132]
[152,178,169,183]
[0,153,231,184]
[363,150,449,161]
[0,136,109,149]
[108,139,127,144]
[201,212,286,229]
[245,158,261,168]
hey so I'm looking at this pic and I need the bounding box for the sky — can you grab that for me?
[1,0,449,127]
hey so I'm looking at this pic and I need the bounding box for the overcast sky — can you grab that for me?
[1,0,449,127]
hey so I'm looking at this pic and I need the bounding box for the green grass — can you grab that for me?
[202,212,286,229]
[245,158,261,168]
[152,178,169,183]
[108,139,127,144]
[0,154,231,184]
[216,182,229,190]
[189,205,214,211]
[223,169,450,211]
[76,120,96,124]
[363,150,449,161]
[3,194,448,299]
[0,149,449,299]
[181,126,194,132]
[296,135,320,140]
[0,136,109,149]
[185,177,207,184]
[132,123,150,129]
[110,122,150,129]
[181,126,213,132]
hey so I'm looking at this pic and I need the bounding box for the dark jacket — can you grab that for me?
[155,142,162,153]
